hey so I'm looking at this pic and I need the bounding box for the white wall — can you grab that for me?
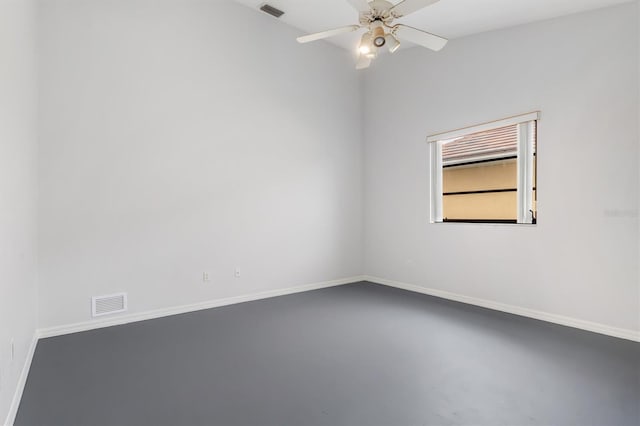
[37,0,363,328]
[0,0,38,423]
[363,3,640,334]
[33,0,640,335]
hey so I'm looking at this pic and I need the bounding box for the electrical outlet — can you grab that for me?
[234,268,241,278]
[202,272,210,282]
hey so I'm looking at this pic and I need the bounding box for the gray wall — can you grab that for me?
[37,0,364,328]
[0,0,38,423]
[363,3,640,333]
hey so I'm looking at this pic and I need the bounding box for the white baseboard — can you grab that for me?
[38,276,365,339]
[3,332,38,426]
[365,275,640,342]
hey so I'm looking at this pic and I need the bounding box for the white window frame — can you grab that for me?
[428,112,540,225]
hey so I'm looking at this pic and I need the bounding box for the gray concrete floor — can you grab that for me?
[16,282,640,426]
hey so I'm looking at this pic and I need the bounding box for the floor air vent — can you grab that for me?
[260,4,285,18]
[92,293,127,317]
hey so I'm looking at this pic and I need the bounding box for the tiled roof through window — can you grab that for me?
[442,124,518,166]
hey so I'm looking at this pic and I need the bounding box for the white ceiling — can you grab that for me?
[232,0,633,51]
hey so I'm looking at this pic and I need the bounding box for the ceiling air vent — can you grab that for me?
[260,3,285,18]
[92,293,127,317]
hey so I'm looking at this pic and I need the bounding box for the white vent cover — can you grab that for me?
[92,293,127,317]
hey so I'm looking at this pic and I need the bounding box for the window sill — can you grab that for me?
[432,221,537,227]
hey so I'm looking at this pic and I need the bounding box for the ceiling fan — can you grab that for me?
[296,0,448,70]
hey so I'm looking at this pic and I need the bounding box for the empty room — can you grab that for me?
[1,0,639,425]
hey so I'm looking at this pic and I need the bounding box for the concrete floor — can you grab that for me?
[16,282,640,426]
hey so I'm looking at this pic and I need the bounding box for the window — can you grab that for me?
[428,112,539,225]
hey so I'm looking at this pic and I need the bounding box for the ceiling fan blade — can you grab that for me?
[345,0,371,12]
[394,24,447,51]
[356,54,372,70]
[297,25,361,44]
[390,0,439,17]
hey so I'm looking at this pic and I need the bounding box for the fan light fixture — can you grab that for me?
[371,21,386,48]
[359,32,379,58]
[385,34,401,53]
[358,32,373,55]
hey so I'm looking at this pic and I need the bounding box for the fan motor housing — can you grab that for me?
[361,0,395,25]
